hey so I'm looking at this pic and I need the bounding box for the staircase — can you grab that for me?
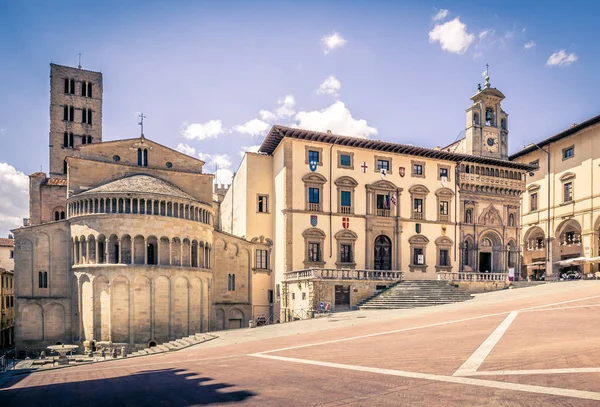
[127,333,216,357]
[358,280,473,309]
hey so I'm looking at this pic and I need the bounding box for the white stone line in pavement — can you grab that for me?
[467,367,600,376]
[251,354,600,401]
[256,311,511,355]
[453,311,519,377]
[520,295,600,311]
[521,304,600,313]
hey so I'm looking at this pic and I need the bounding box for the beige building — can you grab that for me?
[510,114,600,280]
[13,64,269,352]
[1,267,14,349]
[0,237,14,273]
[222,76,534,321]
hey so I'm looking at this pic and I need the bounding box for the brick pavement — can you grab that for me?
[1,281,599,406]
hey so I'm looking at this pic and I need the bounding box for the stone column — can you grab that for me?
[180,242,184,267]
[96,239,100,265]
[130,240,134,265]
[105,241,109,265]
[117,239,122,264]
[80,239,85,264]
[157,239,161,265]
[189,243,192,268]
[144,238,148,265]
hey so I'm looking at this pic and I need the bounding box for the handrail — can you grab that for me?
[437,272,509,282]
[284,268,403,281]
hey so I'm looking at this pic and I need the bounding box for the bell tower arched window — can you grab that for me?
[485,107,495,127]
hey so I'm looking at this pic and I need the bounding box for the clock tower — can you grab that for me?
[464,69,509,160]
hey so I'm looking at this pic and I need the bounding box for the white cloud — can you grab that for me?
[259,109,276,122]
[256,95,296,124]
[234,118,270,137]
[240,145,261,158]
[433,9,449,21]
[294,101,377,139]
[211,154,232,169]
[0,163,28,237]
[317,76,342,97]
[479,29,493,39]
[175,143,196,156]
[428,18,475,55]
[321,31,347,54]
[181,119,224,140]
[546,50,578,67]
[524,41,536,50]
[214,168,234,185]
[197,152,233,184]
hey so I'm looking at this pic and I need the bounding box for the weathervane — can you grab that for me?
[483,63,491,88]
[78,52,82,69]
[138,113,146,137]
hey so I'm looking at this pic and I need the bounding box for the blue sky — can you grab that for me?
[0,0,598,236]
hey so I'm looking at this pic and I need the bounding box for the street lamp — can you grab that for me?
[529,142,552,280]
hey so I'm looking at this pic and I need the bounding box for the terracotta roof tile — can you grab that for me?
[46,178,67,186]
[0,238,15,247]
[75,175,196,201]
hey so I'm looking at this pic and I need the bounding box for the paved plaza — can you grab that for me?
[2,281,600,406]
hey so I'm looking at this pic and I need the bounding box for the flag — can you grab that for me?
[390,193,397,206]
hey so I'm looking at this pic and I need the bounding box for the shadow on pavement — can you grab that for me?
[0,367,256,406]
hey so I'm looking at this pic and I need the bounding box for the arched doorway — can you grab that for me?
[374,235,392,270]
[478,232,502,273]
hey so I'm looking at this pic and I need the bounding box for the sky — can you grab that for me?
[0,0,599,236]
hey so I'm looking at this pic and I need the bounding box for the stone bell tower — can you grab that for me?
[464,67,509,160]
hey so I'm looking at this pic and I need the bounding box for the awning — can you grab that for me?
[554,256,599,266]
[526,261,546,267]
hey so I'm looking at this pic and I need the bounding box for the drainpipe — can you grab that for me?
[329,136,339,258]
[454,162,461,266]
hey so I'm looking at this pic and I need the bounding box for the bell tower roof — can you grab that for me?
[471,86,505,101]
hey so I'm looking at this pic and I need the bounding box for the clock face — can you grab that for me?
[483,131,499,152]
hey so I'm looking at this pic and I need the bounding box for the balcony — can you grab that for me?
[376,209,390,217]
[439,214,449,223]
[438,272,509,283]
[285,268,403,281]
[340,205,352,214]
[308,203,321,212]
[459,173,526,192]
[412,212,423,220]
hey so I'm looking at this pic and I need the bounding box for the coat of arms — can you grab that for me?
[310,215,318,227]
[309,161,318,172]
[379,168,387,179]
[399,167,406,177]
[342,217,349,229]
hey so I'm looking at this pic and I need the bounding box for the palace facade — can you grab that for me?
[510,114,600,280]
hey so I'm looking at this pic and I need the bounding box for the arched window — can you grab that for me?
[69,79,75,95]
[81,81,87,96]
[485,107,494,126]
[82,108,87,123]
[60,211,65,220]
[137,148,142,166]
[463,241,469,266]
[69,106,74,121]
[64,78,69,93]
[473,112,480,125]
[87,135,92,144]
[63,132,68,147]
[87,83,93,97]
[55,211,60,221]
[63,160,68,175]
[87,109,92,125]
[63,106,68,121]
[143,149,148,167]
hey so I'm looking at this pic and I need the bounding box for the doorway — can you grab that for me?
[479,252,492,273]
[374,235,392,270]
[335,285,350,309]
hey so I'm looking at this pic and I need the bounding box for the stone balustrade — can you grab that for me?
[285,268,403,281]
[437,271,509,282]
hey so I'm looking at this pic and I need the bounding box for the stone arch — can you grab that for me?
[479,229,503,248]
[434,187,454,198]
[555,218,582,238]
[435,236,453,246]
[134,235,145,264]
[94,275,110,341]
[108,234,119,264]
[302,228,326,239]
[408,235,430,245]
[44,302,66,342]
[172,276,190,338]
[524,226,545,242]
[154,275,170,342]
[462,234,476,270]
[182,238,191,266]
[80,274,93,341]
[408,184,430,195]
[301,172,327,184]
[228,308,244,330]
[111,276,130,343]
[159,236,170,266]
[121,234,132,264]
[334,229,358,240]
[370,179,397,191]
[171,237,182,266]
[478,204,503,226]
[134,275,151,343]
[21,303,43,341]
[147,235,158,265]
[334,176,358,187]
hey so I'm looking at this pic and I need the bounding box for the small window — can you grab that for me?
[413,248,424,265]
[63,105,68,121]
[137,148,143,166]
[340,191,351,208]
[377,160,390,171]
[88,109,92,125]
[82,108,87,123]
[308,242,321,262]
[87,83,93,97]
[376,194,390,210]
[9,250,14,259]
[291,292,295,300]
[143,149,148,167]
[64,78,69,93]
[227,274,236,291]
[69,106,75,121]
[257,195,268,213]
[439,167,448,179]
[340,244,352,263]
[413,198,423,213]
[308,187,320,204]
[564,182,573,203]
[256,249,268,269]
[69,79,75,95]
[308,150,319,164]
[81,81,87,96]
[165,161,173,168]
[439,201,449,215]
[340,154,351,167]
[531,192,538,211]
[439,249,449,266]
[63,160,68,175]
[87,135,92,144]
[529,159,539,167]
[413,164,423,176]
[113,155,121,162]
[302,292,306,300]
[563,146,574,160]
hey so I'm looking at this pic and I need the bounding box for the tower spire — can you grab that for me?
[483,63,491,88]
[138,113,146,137]
[78,53,82,69]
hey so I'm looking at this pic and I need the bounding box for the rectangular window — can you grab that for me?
[302,292,306,300]
[82,108,87,123]
[414,164,423,176]
[268,289,274,304]
[309,187,320,204]
[439,249,449,266]
[10,250,14,259]
[413,248,424,265]
[439,168,449,178]
[308,242,321,262]
[377,160,390,171]
[308,150,319,164]
[340,154,351,167]
[531,192,538,211]
[87,83,93,98]
[256,249,268,269]
[340,191,351,208]
[88,110,92,125]
[563,146,574,160]
[228,274,236,291]
[414,198,423,213]
[257,195,268,213]
[439,201,449,215]
[529,159,539,167]
[340,244,352,263]
[376,194,390,210]
[564,182,573,202]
